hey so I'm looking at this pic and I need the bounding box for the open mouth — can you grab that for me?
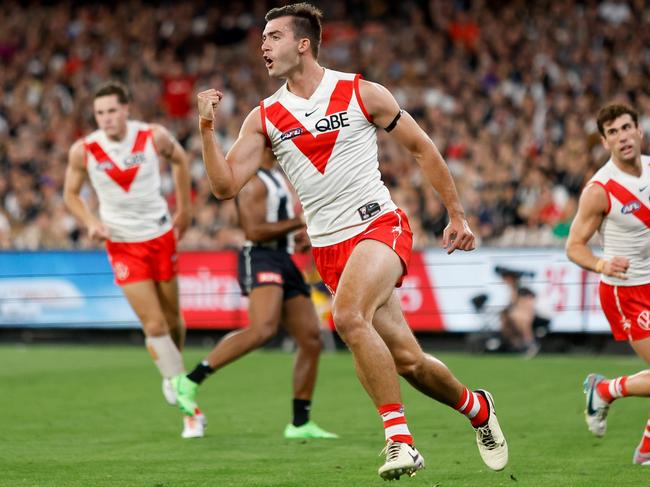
[621,144,633,155]
[263,55,274,69]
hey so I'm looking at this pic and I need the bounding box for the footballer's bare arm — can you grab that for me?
[238,169,305,243]
[63,140,110,241]
[566,183,628,279]
[152,124,192,239]
[358,79,475,253]
[197,89,267,200]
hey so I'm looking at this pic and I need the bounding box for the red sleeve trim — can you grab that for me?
[353,74,373,123]
[259,101,272,147]
[589,181,611,215]
[149,126,161,156]
[131,128,152,154]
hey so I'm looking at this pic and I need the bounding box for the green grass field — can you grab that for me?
[1,345,648,486]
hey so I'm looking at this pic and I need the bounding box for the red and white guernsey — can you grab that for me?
[589,154,650,286]
[84,121,172,242]
[260,68,396,247]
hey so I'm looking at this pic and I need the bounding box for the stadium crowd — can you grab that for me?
[1,0,649,250]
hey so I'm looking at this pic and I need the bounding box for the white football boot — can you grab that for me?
[377,440,425,480]
[181,411,207,439]
[474,390,508,471]
[583,373,610,437]
[162,378,177,406]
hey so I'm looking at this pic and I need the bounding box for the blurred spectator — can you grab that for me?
[469,266,548,357]
[1,0,649,250]
[498,273,539,357]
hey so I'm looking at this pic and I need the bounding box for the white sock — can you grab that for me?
[145,334,185,378]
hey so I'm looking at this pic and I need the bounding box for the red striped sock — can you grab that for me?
[639,416,650,454]
[596,376,628,403]
[454,387,489,427]
[378,403,413,445]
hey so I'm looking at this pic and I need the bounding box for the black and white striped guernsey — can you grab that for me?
[246,167,296,254]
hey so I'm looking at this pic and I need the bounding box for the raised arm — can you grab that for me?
[358,80,475,254]
[152,124,191,239]
[565,183,629,279]
[63,140,110,241]
[237,170,305,243]
[197,89,268,200]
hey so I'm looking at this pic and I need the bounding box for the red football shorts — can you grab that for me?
[312,208,413,295]
[599,281,650,341]
[105,229,178,286]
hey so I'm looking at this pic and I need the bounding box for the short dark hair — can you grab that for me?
[265,2,323,58]
[596,103,638,136]
[93,81,130,104]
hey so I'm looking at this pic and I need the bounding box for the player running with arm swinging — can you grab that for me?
[192,3,508,479]
[64,81,204,439]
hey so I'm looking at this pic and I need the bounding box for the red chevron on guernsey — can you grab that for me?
[605,179,650,228]
[264,79,354,174]
[85,129,151,192]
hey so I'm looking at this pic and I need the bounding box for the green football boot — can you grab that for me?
[284,421,339,439]
[172,374,199,416]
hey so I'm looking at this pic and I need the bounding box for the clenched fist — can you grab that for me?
[197,89,224,121]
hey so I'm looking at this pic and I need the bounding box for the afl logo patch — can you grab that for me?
[97,161,113,171]
[621,201,641,214]
[280,128,303,141]
[638,310,650,331]
[114,261,130,281]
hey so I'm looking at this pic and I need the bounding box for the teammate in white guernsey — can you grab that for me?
[174,152,336,439]
[84,119,172,242]
[196,3,507,479]
[63,82,205,439]
[586,156,650,287]
[566,103,650,465]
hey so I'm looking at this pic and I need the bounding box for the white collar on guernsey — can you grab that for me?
[281,68,329,103]
[606,157,647,181]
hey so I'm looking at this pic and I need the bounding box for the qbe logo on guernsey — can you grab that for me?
[315,112,350,132]
[637,310,650,331]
